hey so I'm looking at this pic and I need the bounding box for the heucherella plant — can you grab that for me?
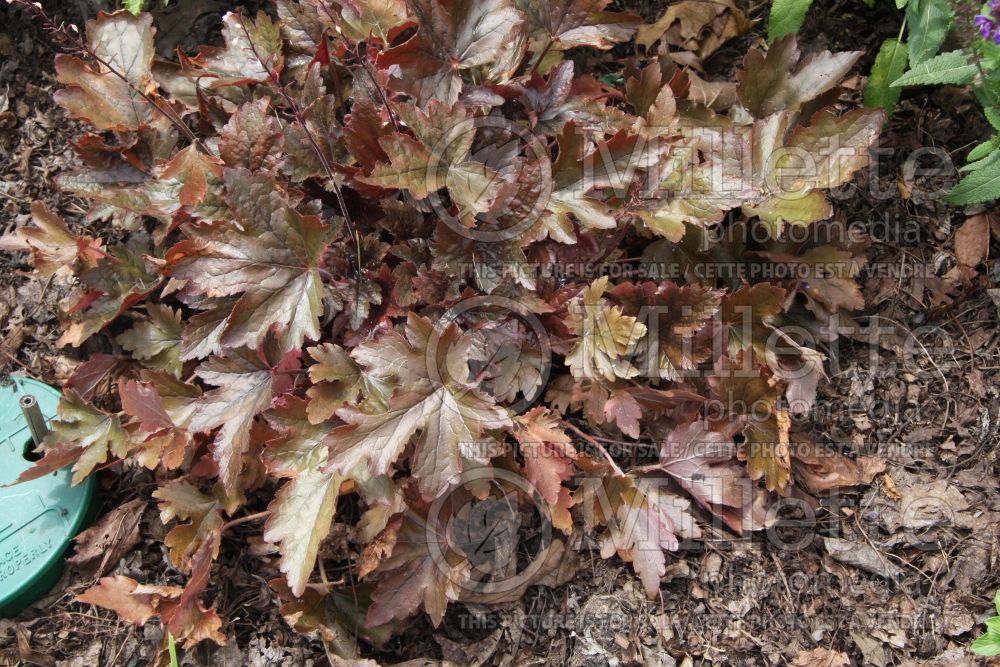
[3,0,885,659]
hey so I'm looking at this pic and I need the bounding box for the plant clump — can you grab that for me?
[3,0,885,656]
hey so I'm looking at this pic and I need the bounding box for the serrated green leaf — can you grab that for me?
[960,147,1000,173]
[985,106,1000,131]
[906,0,952,65]
[946,157,1000,204]
[892,50,975,87]
[864,38,908,118]
[767,0,813,42]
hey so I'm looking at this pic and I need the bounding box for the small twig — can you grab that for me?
[26,275,53,320]
[562,420,625,476]
[0,346,40,378]
[222,510,270,532]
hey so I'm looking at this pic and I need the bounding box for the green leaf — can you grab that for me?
[892,50,976,87]
[961,146,1000,172]
[768,0,813,42]
[946,156,1000,204]
[896,0,908,7]
[967,137,1000,163]
[972,630,1000,656]
[864,38,908,118]
[980,39,1000,71]
[995,588,1000,615]
[168,633,179,667]
[986,106,1000,131]
[905,0,952,65]
[122,0,145,14]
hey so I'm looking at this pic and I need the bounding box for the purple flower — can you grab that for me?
[978,1,1000,44]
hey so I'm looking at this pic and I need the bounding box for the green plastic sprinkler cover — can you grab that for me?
[0,377,95,616]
